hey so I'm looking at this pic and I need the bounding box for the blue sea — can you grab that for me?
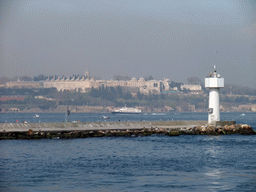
[1,112,256,191]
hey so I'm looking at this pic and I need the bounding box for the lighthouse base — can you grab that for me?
[208,120,236,127]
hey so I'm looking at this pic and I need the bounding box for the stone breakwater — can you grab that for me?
[0,121,254,139]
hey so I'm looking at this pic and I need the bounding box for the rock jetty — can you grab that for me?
[0,121,254,139]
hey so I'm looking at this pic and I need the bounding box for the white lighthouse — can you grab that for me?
[205,66,224,125]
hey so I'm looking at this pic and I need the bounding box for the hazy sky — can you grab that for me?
[1,0,256,87]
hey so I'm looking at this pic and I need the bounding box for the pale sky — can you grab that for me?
[0,0,256,87]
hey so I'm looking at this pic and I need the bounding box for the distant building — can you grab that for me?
[180,84,203,94]
[6,81,43,88]
[44,77,171,94]
[8,108,20,112]
[0,97,25,101]
[238,105,256,112]
[180,84,202,91]
[6,71,172,95]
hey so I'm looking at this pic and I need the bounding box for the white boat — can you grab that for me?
[33,114,39,118]
[152,113,166,116]
[101,116,110,119]
[112,105,142,114]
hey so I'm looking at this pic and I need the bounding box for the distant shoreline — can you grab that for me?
[0,111,255,114]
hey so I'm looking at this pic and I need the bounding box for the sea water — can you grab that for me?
[0,112,256,191]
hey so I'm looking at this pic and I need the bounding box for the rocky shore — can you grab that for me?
[0,121,254,139]
[179,124,254,135]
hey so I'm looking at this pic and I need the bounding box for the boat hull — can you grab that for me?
[111,112,142,114]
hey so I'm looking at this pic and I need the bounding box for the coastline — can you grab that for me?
[2,104,256,114]
[1,111,255,114]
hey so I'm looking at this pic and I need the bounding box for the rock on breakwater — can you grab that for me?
[181,124,254,135]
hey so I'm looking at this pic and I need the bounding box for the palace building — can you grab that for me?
[5,71,201,94]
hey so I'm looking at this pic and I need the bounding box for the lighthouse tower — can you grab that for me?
[205,66,224,125]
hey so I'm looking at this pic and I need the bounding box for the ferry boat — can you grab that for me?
[111,105,142,114]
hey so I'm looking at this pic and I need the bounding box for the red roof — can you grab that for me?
[0,97,25,101]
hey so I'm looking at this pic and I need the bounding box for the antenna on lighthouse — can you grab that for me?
[214,65,216,72]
